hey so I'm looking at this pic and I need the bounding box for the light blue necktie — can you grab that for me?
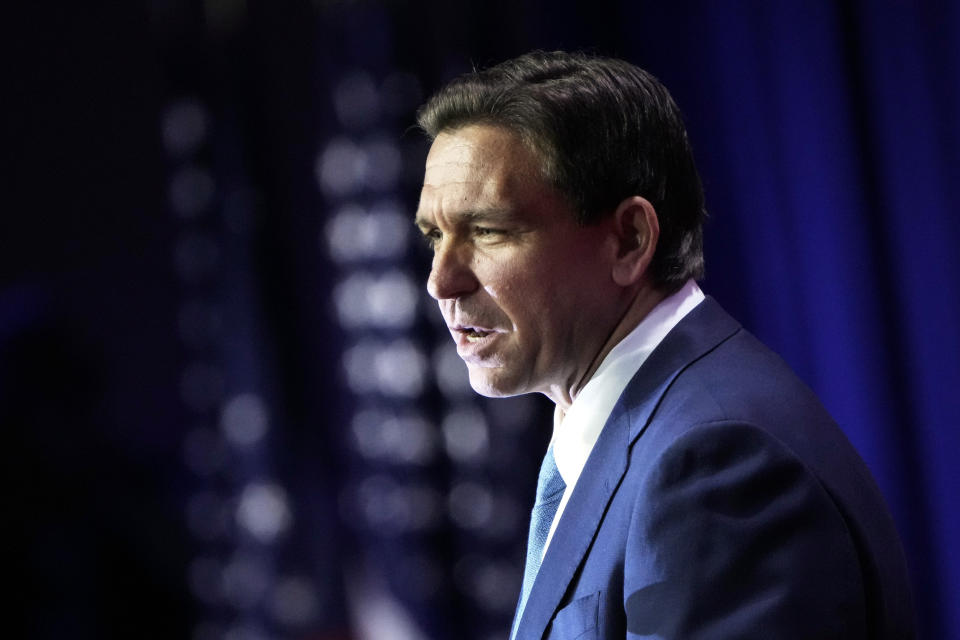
[511,445,566,639]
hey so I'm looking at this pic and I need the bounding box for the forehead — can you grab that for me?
[426,123,535,171]
[418,124,553,220]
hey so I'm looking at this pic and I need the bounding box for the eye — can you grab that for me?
[474,226,505,238]
[420,227,442,248]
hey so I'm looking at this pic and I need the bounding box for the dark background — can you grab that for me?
[4,1,958,639]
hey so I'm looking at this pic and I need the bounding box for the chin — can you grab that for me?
[467,367,527,398]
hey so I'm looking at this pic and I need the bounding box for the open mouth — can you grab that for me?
[461,327,493,341]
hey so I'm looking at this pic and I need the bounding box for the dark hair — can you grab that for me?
[416,50,706,291]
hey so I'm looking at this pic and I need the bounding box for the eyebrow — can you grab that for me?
[414,207,515,230]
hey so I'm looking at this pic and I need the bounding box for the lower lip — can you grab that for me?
[454,331,502,363]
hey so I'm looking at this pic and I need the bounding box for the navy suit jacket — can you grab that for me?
[513,297,916,639]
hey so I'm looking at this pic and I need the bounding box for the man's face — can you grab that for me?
[415,124,618,401]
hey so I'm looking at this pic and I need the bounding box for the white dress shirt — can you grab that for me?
[542,279,705,555]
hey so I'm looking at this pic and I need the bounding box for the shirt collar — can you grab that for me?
[551,279,705,487]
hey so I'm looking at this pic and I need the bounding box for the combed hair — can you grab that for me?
[416,50,706,291]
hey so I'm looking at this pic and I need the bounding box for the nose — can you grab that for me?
[427,241,480,300]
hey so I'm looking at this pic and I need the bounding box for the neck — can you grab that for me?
[548,283,666,413]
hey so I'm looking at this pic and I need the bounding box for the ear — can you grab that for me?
[610,196,659,287]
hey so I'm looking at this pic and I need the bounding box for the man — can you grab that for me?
[414,51,915,639]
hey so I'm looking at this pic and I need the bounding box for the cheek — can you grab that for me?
[482,258,546,308]
[478,243,596,328]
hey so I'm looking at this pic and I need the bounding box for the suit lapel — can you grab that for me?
[618,297,741,443]
[515,298,741,639]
